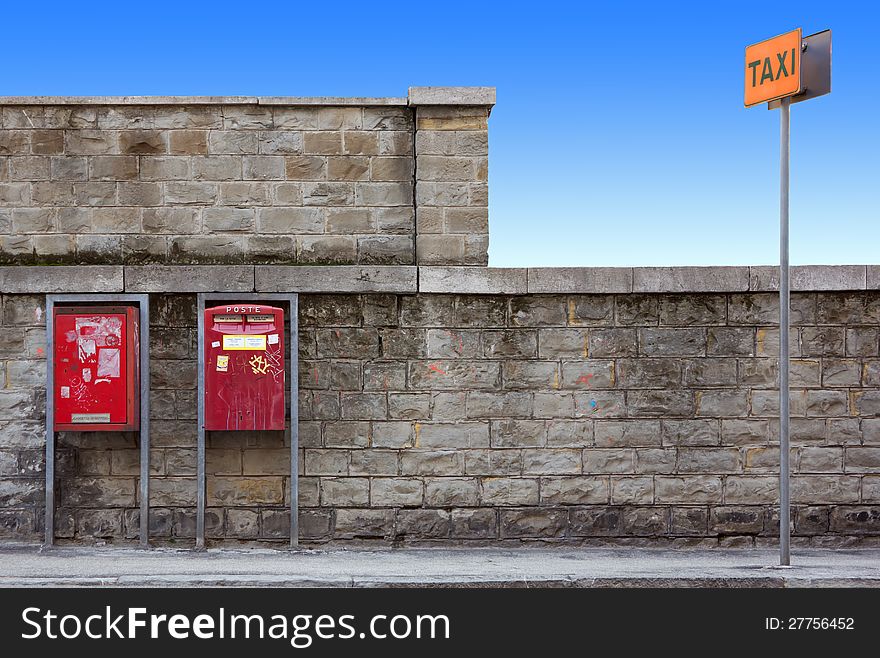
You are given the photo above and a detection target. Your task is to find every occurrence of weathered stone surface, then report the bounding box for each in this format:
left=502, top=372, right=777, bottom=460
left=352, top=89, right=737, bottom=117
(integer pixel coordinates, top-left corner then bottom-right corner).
left=256, top=266, right=416, bottom=293
left=527, top=267, right=632, bottom=294
left=654, top=476, right=722, bottom=504
left=419, top=267, right=526, bottom=294
left=0, top=265, right=123, bottom=292
left=409, top=87, right=496, bottom=106
left=499, top=507, right=567, bottom=538
left=633, top=267, right=749, bottom=293
left=125, top=265, right=253, bottom=292
left=750, top=265, right=867, bottom=291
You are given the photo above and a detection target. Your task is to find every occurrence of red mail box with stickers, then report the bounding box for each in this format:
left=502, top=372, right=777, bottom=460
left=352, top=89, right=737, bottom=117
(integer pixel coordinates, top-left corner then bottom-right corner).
left=204, top=304, right=286, bottom=431
left=53, top=306, right=140, bottom=431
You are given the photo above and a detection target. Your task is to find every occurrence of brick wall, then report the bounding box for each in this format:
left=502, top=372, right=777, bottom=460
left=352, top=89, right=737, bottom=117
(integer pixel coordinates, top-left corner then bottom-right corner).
left=0, top=89, right=495, bottom=268
left=2, top=289, right=879, bottom=546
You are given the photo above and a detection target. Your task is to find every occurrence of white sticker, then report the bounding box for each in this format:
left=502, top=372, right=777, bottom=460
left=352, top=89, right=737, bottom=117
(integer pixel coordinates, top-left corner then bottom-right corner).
left=96, top=348, right=120, bottom=378
left=82, top=368, right=92, bottom=383
left=268, top=333, right=279, bottom=345
left=222, top=335, right=266, bottom=350
left=60, top=386, right=70, bottom=399
left=222, top=336, right=245, bottom=349
left=211, top=341, right=221, bottom=348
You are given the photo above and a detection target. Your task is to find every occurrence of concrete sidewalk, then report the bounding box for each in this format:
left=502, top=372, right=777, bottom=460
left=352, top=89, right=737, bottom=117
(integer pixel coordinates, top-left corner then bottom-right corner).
left=1, top=543, right=880, bottom=587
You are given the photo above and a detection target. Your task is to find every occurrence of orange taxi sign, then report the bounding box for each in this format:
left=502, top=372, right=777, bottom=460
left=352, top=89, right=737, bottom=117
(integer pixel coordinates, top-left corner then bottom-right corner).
left=745, top=29, right=802, bottom=107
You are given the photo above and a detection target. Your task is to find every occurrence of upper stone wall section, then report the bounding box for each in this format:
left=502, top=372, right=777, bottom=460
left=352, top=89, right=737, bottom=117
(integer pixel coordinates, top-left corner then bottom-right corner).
left=0, top=88, right=495, bottom=267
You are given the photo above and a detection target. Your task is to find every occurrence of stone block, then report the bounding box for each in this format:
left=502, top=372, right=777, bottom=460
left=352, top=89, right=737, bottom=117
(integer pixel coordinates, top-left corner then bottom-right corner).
left=594, top=421, right=659, bottom=447
left=388, top=393, right=431, bottom=420
left=750, top=265, right=867, bottom=291
left=639, top=328, right=705, bottom=356
left=124, top=265, right=253, bottom=292
left=803, top=390, right=847, bottom=417
left=696, top=390, right=749, bottom=417
left=339, top=392, right=386, bottom=420
left=371, top=477, right=423, bottom=506
left=59, top=477, right=134, bottom=507
left=500, top=507, right=567, bottom=538
left=164, top=182, right=218, bottom=205
left=710, top=507, right=763, bottom=535
left=627, top=390, right=695, bottom=417
left=334, top=508, right=393, bottom=539
left=676, top=448, right=741, bottom=473
left=416, top=422, right=489, bottom=449
left=320, top=477, right=369, bottom=506
left=426, top=328, right=480, bottom=358
left=0, top=265, right=122, bottom=292
left=451, top=508, right=497, bottom=538
left=670, top=507, right=708, bottom=536
left=661, top=419, right=719, bottom=446
left=464, top=450, right=521, bottom=476
left=576, top=447, right=632, bottom=474
left=632, top=267, right=749, bottom=293
left=829, top=507, right=880, bottom=534
left=424, top=477, right=479, bottom=506
left=208, top=130, right=257, bottom=154
left=490, top=419, right=546, bottom=447
left=395, top=509, right=451, bottom=539
left=358, top=236, right=413, bottom=265
left=169, top=130, right=208, bottom=154
left=419, top=267, right=526, bottom=294
left=729, top=293, right=816, bottom=325
left=480, top=477, right=538, bottom=505
left=409, top=360, right=500, bottom=390
left=257, top=265, right=415, bottom=293
left=466, top=391, right=533, bottom=419
left=659, top=295, right=727, bottom=325
left=400, top=451, right=462, bottom=476
left=540, top=476, right=608, bottom=505
left=409, top=86, right=496, bottom=106
left=521, top=449, right=581, bottom=475
left=845, top=447, right=880, bottom=473
left=654, top=476, right=722, bottom=504
left=349, top=450, right=398, bottom=476
left=610, top=476, right=654, bottom=504
left=414, top=234, right=465, bottom=265
left=616, top=358, right=680, bottom=389
left=622, top=507, right=669, bottom=536
left=64, top=130, right=116, bottom=154
left=568, top=506, right=622, bottom=536
left=527, top=267, right=632, bottom=294
left=791, top=475, right=860, bottom=504
left=723, top=475, right=777, bottom=504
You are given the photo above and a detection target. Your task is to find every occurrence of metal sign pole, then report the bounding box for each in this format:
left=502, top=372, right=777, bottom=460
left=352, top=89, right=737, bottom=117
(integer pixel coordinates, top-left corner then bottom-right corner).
left=779, top=95, right=791, bottom=566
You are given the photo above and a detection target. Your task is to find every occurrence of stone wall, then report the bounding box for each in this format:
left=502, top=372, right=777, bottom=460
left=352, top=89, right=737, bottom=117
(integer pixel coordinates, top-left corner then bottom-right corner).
left=0, top=88, right=494, bottom=268
left=2, top=265, right=879, bottom=546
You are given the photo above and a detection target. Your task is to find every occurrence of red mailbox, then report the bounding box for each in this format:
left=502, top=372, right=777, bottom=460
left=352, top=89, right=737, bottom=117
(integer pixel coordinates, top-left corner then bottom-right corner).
left=53, top=306, right=140, bottom=431
left=204, top=304, right=286, bottom=431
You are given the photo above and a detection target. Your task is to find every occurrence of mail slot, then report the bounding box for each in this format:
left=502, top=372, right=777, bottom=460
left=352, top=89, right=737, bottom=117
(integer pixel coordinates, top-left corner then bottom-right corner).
left=53, top=305, right=140, bottom=431
left=204, top=304, right=286, bottom=430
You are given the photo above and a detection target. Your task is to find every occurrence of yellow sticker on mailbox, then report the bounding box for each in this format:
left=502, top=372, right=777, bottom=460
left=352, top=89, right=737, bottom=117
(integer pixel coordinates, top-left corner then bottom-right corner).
left=216, top=355, right=229, bottom=372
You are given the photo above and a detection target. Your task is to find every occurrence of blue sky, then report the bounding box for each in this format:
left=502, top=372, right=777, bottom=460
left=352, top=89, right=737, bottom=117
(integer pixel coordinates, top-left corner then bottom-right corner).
left=1, top=1, right=876, bottom=267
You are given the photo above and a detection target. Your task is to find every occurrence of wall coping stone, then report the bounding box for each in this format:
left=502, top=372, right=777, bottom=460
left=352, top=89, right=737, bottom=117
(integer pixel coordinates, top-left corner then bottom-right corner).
left=0, top=96, right=408, bottom=106
left=408, top=87, right=496, bottom=106
left=749, top=265, right=867, bottom=292
left=420, top=267, right=526, bottom=294
left=256, top=266, right=417, bottom=293
left=1, top=265, right=877, bottom=295
left=0, top=266, right=123, bottom=293
left=528, top=267, right=633, bottom=293
left=124, top=266, right=254, bottom=293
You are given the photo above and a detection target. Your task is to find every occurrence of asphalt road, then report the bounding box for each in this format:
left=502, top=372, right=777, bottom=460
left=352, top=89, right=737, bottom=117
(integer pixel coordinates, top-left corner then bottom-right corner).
left=1, top=543, right=879, bottom=587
